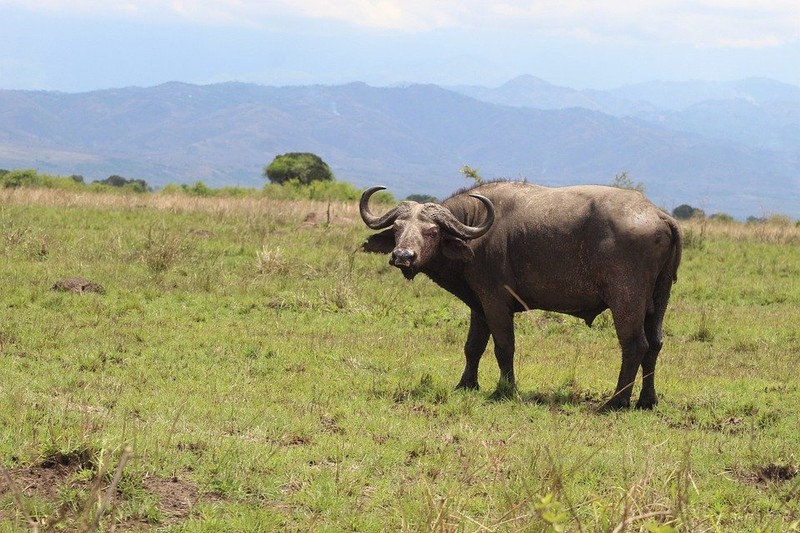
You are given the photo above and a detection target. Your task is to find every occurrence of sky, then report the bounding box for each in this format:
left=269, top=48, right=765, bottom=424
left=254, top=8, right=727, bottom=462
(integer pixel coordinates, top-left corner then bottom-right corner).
left=1, top=1, right=799, bottom=92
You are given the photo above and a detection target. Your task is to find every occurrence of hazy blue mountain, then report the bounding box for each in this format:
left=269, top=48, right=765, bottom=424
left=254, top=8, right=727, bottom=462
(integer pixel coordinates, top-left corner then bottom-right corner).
left=639, top=98, right=800, bottom=153
left=611, top=77, right=800, bottom=110
left=1, top=80, right=798, bottom=218
left=449, top=76, right=800, bottom=217
left=453, top=76, right=800, bottom=151
left=452, top=75, right=656, bottom=116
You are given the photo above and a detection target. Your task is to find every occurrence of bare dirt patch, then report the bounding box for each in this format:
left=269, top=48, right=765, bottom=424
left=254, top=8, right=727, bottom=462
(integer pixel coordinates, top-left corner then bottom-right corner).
left=142, top=474, right=223, bottom=524
left=756, top=462, right=799, bottom=482
left=1, top=452, right=222, bottom=530
left=51, top=276, right=105, bottom=294
left=734, top=461, right=799, bottom=485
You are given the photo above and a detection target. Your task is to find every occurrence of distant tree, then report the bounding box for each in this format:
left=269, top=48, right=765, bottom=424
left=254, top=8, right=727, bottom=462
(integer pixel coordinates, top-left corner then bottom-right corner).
left=264, top=153, right=334, bottom=185
left=406, top=194, right=438, bottom=203
left=70, top=174, right=85, bottom=184
left=672, top=204, right=706, bottom=220
left=97, top=175, right=151, bottom=193
left=609, top=171, right=646, bottom=193
left=708, top=212, right=735, bottom=223
left=101, top=175, right=126, bottom=187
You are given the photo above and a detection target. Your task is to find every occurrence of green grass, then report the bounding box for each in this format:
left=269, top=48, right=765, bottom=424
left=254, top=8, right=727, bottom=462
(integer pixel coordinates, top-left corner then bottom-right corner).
left=0, top=189, right=798, bottom=531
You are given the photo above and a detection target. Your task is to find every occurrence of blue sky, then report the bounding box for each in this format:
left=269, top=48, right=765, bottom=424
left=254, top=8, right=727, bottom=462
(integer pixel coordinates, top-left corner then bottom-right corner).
left=1, top=1, right=799, bottom=92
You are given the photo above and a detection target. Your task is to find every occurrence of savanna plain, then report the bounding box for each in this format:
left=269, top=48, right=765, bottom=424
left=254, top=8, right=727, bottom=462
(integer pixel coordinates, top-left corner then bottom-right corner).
left=0, top=187, right=798, bottom=531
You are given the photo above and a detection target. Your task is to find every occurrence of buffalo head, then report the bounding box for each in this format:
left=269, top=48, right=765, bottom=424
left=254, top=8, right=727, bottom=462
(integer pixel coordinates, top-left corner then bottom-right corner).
left=359, top=186, right=495, bottom=279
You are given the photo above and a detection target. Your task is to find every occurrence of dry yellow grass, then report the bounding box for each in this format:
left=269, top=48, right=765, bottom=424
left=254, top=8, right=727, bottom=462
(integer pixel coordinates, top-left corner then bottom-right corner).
left=681, top=217, right=800, bottom=245
left=4, top=187, right=796, bottom=244
left=0, top=188, right=363, bottom=226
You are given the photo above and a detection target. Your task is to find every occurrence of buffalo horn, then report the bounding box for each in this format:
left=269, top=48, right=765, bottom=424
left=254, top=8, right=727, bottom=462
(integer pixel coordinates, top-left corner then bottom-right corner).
left=437, top=194, right=495, bottom=240
left=359, top=186, right=400, bottom=229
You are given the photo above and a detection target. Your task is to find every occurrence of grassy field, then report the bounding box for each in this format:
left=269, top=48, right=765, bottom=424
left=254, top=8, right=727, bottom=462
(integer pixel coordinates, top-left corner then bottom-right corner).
left=0, top=187, right=798, bottom=531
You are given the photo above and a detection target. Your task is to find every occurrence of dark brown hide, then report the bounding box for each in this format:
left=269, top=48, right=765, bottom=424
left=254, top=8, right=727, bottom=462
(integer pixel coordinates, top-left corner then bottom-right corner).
left=360, top=181, right=682, bottom=410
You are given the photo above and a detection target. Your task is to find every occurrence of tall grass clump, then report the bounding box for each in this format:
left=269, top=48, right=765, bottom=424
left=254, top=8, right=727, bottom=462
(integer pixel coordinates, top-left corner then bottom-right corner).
left=138, top=223, right=187, bottom=274
left=255, top=245, right=290, bottom=275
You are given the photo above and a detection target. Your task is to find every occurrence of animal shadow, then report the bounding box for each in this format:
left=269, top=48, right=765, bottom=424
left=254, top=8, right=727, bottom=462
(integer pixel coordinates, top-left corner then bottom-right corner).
left=515, top=386, right=608, bottom=411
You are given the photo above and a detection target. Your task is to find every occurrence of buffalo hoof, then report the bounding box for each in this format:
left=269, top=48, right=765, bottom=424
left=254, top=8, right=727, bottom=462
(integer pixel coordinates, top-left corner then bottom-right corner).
left=635, top=396, right=659, bottom=410
left=488, top=378, right=517, bottom=401
left=455, top=380, right=479, bottom=391
left=598, top=397, right=630, bottom=413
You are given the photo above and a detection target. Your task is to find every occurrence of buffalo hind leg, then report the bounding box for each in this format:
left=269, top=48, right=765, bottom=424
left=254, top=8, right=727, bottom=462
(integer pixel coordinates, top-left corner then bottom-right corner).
left=486, top=309, right=516, bottom=400
left=456, top=309, right=490, bottom=390
left=602, top=331, right=648, bottom=411
left=636, top=314, right=662, bottom=409
left=602, top=305, right=649, bottom=411
left=637, top=280, right=673, bottom=409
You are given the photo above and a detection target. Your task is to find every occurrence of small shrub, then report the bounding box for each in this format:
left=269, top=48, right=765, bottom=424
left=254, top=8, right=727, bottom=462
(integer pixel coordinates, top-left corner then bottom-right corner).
left=610, top=170, right=646, bottom=193
left=682, top=228, right=706, bottom=250
left=182, top=181, right=215, bottom=197
left=709, top=212, right=735, bottom=223
left=255, top=245, right=290, bottom=275
left=141, top=225, right=186, bottom=273
left=690, top=307, right=714, bottom=342
left=461, top=165, right=483, bottom=184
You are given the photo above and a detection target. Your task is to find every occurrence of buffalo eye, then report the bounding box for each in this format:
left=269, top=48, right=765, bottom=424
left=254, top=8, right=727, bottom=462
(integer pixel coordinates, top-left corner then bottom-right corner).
left=423, top=226, right=440, bottom=238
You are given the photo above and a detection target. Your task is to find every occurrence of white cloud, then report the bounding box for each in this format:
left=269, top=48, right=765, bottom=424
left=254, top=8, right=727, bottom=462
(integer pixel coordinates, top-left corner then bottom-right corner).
left=3, top=0, right=799, bottom=47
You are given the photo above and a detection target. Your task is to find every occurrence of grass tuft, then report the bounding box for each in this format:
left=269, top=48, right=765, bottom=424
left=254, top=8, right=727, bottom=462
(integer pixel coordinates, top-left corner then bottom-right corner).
left=140, top=223, right=187, bottom=274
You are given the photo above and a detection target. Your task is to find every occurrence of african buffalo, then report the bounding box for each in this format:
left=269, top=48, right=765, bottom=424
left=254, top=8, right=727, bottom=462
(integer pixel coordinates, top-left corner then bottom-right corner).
left=360, top=181, right=682, bottom=410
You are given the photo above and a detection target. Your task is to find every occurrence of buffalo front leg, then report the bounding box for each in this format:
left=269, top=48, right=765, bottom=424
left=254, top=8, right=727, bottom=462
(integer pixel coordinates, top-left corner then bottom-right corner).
left=456, top=309, right=490, bottom=390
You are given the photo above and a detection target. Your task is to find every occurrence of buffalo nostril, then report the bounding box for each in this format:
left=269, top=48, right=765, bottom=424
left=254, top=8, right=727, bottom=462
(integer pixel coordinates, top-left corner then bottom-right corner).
left=391, top=249, right=416, bottom=266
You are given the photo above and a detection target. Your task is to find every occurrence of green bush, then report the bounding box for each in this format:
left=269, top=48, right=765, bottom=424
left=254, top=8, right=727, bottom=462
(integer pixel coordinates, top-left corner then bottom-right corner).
left=1, top=169, right=44, bottom=188
left=0, top=169, right=84, bottom=190
left=183, top=181, right=215, bottom=197
left=159, top=183, right=185, bottom=195
left=708, top=212, right=735, bottom=223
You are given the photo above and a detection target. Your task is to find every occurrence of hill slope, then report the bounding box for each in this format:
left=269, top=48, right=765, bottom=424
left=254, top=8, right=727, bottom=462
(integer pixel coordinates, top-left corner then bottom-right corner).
left=1, top=81, right=797, bottom=217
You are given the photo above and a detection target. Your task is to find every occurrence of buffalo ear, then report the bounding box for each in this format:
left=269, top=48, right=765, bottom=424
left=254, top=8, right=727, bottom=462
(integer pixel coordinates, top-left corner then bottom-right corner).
left=362, top=229, right=395, bottom=254
left=442, top=235, right=474, bottom=262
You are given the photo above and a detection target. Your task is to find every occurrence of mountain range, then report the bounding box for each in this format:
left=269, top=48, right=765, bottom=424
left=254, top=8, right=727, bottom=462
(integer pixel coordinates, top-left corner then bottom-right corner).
left=1, top=76, right=798, bottom=218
